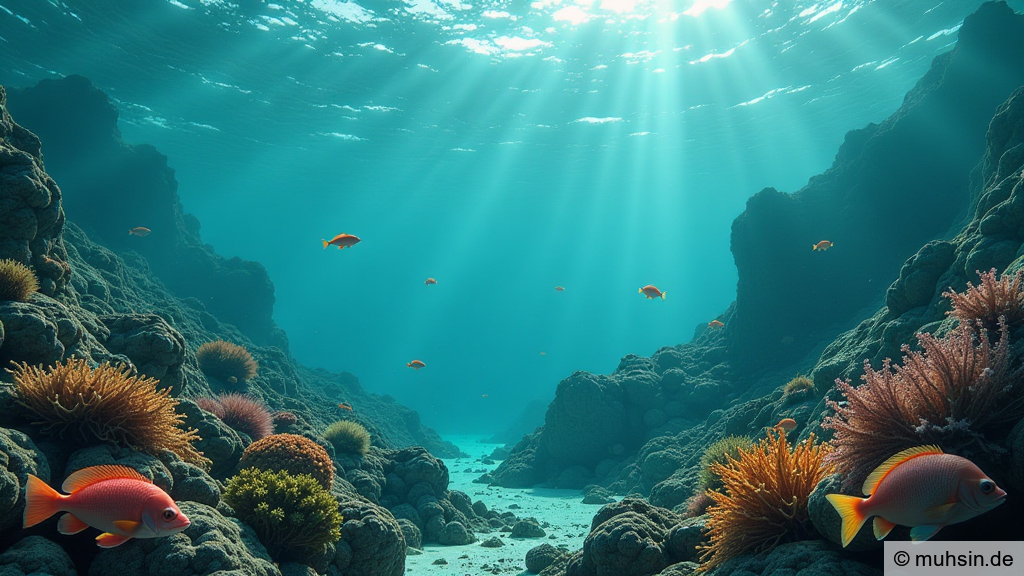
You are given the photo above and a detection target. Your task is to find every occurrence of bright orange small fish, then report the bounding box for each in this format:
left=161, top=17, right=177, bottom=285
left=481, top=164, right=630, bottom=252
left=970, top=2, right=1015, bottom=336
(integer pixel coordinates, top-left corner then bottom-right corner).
left=338, top=402, right=353, bottom=411
left=425, top=278, right=438, bottom=285
left=128, top=227, right=151, bottom=237
left=812, top=240, right=833, bottom=251
left=774, top=418, right=797, bottom=432
left=827, top=445, right=1007, bottom=547
left=322, top=233, right=361, bottom=250
left=23, top=465, right=190, bottom=548
left=555, top=286, right=565, bottom=292
left=639, top=285, right=666, bottom=300
left=407, top=360, right=425, bottom=370
left=708, top=320, right=724, bottom=328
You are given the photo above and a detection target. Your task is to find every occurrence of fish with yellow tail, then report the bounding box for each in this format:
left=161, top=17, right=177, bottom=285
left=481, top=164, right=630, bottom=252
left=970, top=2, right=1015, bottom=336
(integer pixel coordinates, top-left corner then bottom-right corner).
left=23, top=465, right=190, bottom=548
left=639, top=285, right=666, bottom=300
left=825, top=445, right=1006, bottom=547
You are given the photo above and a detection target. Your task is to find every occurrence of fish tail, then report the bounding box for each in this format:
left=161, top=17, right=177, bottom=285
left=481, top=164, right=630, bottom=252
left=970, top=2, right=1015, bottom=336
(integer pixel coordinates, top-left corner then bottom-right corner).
left=661, top=292, right=666, bottom=300
left=825, top=494, right=868, bottom=548
left=322, top=239, right=329, bottom=249
left=812, top=244, right=816, bottom=250
left=23, top=474, right=63, bottom=528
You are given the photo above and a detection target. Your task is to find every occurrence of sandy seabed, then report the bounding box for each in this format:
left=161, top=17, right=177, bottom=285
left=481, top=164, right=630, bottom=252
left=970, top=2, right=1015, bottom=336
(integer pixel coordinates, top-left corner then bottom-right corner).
left=405, top=435, right=609, bottom=575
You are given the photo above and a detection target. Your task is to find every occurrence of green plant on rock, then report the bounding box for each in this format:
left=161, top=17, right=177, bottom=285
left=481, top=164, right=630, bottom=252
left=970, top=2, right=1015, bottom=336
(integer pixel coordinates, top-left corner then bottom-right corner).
left=196, top=340, right=258, bottom=383
left=782, top=375, right=815, bottom=403
left=0, top=259, right=39, bottom=302
left=223, top=468, right=342, bottom=561
left=698, top=435, right=753, bottom=491
left=324, top=420, right=371, bottom=456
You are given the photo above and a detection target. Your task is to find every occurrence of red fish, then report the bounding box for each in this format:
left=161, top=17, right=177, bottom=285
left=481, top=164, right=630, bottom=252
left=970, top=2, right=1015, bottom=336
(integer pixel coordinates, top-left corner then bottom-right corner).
left=322, top=234, right=361, bottom=250
left=338, top=402, right=353, bottom=411
left=425, top=278, right=438, bottom=285
left=708, top=320, right=724, bottom=328
left=555, top=286, right=565, bottom=292
left=23, top=465, right=190, bottom=548
left=775, top=418, right=797, bottom=432
left=826, top=446, right=1006, bottom=547
left=812, top=240, right=833, bottom=251
left=128, top=227, right=151, bottom=237
left=639, top=285, right=666, bottom=300
left=407, top=360, right=425, bottom=370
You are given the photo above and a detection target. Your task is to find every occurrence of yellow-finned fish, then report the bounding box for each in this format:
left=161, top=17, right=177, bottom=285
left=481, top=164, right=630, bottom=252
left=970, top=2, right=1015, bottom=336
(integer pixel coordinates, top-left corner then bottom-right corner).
left=812, top=240, right=833, bottom=251
left=639, top=285, right=666, bottom=300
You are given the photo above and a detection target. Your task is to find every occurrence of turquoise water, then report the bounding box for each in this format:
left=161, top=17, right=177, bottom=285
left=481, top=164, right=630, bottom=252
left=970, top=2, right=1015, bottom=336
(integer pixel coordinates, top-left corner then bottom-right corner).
left=1, top=0, right=1016, bottom=433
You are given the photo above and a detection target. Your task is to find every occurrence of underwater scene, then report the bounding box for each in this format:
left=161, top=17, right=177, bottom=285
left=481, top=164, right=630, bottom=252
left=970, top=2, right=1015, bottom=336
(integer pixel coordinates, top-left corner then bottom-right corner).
left=2, top=0, right=1024, bottom=574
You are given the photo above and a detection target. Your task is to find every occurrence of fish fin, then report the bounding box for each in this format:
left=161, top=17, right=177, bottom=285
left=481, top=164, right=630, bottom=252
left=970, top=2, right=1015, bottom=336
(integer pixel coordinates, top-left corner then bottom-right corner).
left=862, top=445, right=944, bottom=496
left=113, top=520, right=142, bottom=534
left=910, top=525, right=943, bottom=542
left=812, top=244, right=816, bottom=250
left=661, top=292, right=666, bottom=300
left=96, top=533, right=132, bottom=548
left=63, top=465, right=150, bottom=494
left=825, top=493, right=868, bottom=548
left=923, top=502, right=957, bottom=522
left=322, top=239, right=329, bottom=249
left=23, top=474, right=63, bottom=528
left=873, top=517, right=897, bottom=540
left=639, top=288, right=643, bottom=294
left=57, top=513, right=90, bottom=535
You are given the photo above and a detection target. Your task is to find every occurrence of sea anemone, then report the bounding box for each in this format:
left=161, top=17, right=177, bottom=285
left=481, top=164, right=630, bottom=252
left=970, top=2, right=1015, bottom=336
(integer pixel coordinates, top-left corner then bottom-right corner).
left=196, top=340, right=258, bottom=383
left=238, top=433, right=334, bottom=490
left=698, top=430, right=833, bottom=570
left=324, top=420, right=371, bottom=457
left=10, top=359, right=207, bottom=466
left=0, top=259, right=40, bottom=302
left=212, top=393, right=274, bottom=441
left=698, top=435, right=753, bottom=491
left=823, top=322, right=1021, bottom=487
left=944, top=268, right=1024, bottom=333
left=194, top=397, right=225, bottom=418
left=782, top=375, right=815, bottom=403
left=223, top=468, right=342, bottom=561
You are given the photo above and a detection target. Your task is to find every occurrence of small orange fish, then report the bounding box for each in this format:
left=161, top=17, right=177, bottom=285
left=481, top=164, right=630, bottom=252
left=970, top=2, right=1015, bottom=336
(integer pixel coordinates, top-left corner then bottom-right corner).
left=425, top=278, right=438, bottom=285
left=827, top=445, right=1007, bottom=547
left=322, top=233, right=361, bottom=250
left=128, top=227, right=151, bottom=237
left=775, top=418, right=797, bottom=432
left=639, top=285, right=666, bottom=300
left=707, top=320, right=724, bottom=328
left=338, top=402, right=353, bottom=411
left=407, top=360, right=425, bottom=370
left=812, top=240, right=833, bottom=251
left=23, top=465, right=190, bottom=548
left=555, top=286, right=565, bottom=292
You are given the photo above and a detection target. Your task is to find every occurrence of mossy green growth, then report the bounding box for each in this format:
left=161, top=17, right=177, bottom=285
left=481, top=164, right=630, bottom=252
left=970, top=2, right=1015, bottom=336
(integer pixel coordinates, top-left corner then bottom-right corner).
left=324, top=420, right=371, bottom=456
left=223, top=468, right=342, bottom=561
left=699, top=435, right=753, bottom=491
left=782, top=375, right=815, bottom=403
left=0, top=259, right=39, bottom=302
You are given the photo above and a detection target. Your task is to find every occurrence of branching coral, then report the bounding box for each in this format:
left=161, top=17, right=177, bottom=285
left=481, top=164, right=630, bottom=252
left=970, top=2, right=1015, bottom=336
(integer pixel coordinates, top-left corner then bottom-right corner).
left=223, top=468, right=342, bottom=561
left=0, top=259, right=40, bottom=302
left=11, top=359, right=208, bottom=466
left=698, top=430, right=833, bottom=570
left=324, top=420, right=371, bottom=456
left=944, top=268, right=1024, bottom=333
left=196, top=340, right=258, bottom=383
left=698, top=435, right=753, bottom=491
left=823, top=322, right=1021, bottom=486
left=238, top=433, right=334, bottom=490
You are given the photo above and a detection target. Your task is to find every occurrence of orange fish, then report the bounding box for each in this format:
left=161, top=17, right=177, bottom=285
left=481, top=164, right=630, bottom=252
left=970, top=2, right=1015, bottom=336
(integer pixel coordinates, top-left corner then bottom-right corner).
left=555, top=286, right=565, bottom=292
left=338, top=402, right=353, bottom=411
left=826, top=445, right=1007, bottom=547
left=322, top=233, right=361, bottom=250
left=425, top=278, right=438, bottom=285
left=639, top=285, right=666, bottom=300
left=707, top=320, right=724, bottom=328
left=23, top=465, right=190, bottom=548
left=812, top=240, right=833, bottom=251
left=774, top=418, right=797, bottom=432
left=407, top=360, right=425, bottom=370
left=128, top=227, right=151, bottom=237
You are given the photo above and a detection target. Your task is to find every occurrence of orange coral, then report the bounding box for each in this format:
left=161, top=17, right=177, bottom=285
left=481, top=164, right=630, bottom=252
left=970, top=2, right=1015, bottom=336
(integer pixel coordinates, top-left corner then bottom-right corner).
left=11, top=359, right=208, bottom=466
left=238, top=433, right=334, bottom=490
left=196, top=340, right=258, bottom=383
left=698, top=430, right=833, bottom=570
left=943, top=268, right=1024, bottom=333
left=823, top=322, right=1020, bottom=487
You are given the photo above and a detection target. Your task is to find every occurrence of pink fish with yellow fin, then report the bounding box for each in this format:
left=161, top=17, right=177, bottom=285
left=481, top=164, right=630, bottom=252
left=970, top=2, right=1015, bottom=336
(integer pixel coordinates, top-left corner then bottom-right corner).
left=826, top=445, right=1006, bottom=547
left=23, top=465, right=190, bottom=548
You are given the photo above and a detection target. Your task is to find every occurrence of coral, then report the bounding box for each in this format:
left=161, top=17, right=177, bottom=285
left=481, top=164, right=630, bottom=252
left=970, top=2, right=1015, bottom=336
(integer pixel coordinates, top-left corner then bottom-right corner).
left=782, top=376, right=815, bottom=403
left=944, top=268, right=1024, bottom=333
left=698, top=436, right=752, bottom=491
left=10, top=359, right=208, bottom=466
left=196, top=340, right=258, bottom=383
left=324, top=420, right=371, bottom=456
left=823, top=322, right=1022, bottom=486
left=215, top=393, right=274, bottom=441
left=272, top=411, right=298, bottom=428
left=0, top=259, right=39, bottom=302
left=0, top=536, right=76, bottom=576
left=223, top=468, right=342, bottom=562
left=684, top=492, right=715, bottom=518
left=698, top=430, right=833, bottom=571
left=238, top=433, right=334, bottom=490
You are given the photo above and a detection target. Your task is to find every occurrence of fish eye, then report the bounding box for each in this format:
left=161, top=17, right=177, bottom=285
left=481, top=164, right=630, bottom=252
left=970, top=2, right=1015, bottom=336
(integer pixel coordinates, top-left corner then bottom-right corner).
left=979, top=479, right=995, bottom=494
left=162, top=508, right=177, bottom=521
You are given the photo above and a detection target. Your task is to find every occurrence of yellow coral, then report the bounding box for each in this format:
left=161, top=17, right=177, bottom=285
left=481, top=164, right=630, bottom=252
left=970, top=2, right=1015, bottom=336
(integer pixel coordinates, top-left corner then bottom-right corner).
left=0, top=259, right=39, bottom=302
left=196, top=340, right=258, bottom=383
left=698, top=430, right=833, bottom=570
left=11, top=359, right=208, bottom=466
